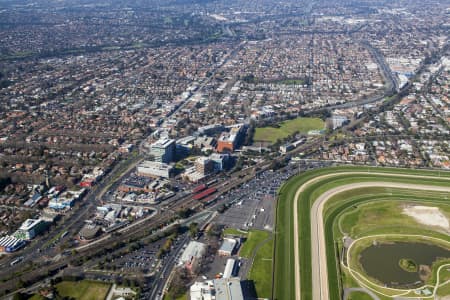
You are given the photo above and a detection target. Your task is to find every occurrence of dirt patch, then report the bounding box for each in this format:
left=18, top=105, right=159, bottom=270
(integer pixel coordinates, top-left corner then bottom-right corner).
left=403, top=205, right=450, bottom=232
left=418, top=264, right=431, bottom=281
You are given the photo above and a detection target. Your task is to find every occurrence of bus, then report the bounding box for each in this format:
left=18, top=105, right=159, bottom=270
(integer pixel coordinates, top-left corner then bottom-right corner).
left=10, top=256, right=24, bottom=266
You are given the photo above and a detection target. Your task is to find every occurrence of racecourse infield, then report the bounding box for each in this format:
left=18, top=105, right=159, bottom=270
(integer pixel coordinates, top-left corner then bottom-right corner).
left=273, top=167, right=450, bottom=300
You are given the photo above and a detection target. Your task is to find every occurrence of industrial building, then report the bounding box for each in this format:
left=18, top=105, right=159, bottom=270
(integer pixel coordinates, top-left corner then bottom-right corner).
left=149, top=138, right=176, bottom=163
left=137, top=161, right=174, bottom=178
left=190, top=277, right=245, bottom=300
left=13, top=218, right=47, bottom=240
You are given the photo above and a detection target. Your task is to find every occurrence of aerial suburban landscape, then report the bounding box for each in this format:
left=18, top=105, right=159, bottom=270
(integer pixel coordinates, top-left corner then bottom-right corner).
left=0, top=0, right=449, bottom=299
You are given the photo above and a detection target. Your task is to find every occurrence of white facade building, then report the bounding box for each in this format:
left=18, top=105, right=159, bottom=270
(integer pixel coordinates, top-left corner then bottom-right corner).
left=137, top=161, right=173, bottom=178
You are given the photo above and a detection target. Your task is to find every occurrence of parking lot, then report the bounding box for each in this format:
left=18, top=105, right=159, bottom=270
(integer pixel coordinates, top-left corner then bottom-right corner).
left=215, top=160, right=334, bottom=231
left=116, top=249, right=159, bottom=274
left=103, top=239, right=166, bottom=275
left=194, top=238, right=251, bottom=281
left=215, top=167, right=298, bottom=231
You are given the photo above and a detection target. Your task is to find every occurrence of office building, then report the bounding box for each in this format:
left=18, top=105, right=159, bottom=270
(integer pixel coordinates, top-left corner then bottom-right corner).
left=150, top=138, right=176, bottom=163
left=209, top=153, right=230, bottom=171
left=195, top=157, right=214, bottom=176
left=216, top=124, right=245, bottom=153
left=13, top=219, right=47, bottom=240
left=137, top=161, right=174, bottom=178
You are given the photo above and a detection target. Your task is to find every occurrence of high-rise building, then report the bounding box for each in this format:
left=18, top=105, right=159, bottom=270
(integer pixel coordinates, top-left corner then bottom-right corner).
left=194, top=157, right=214, bottom=175
left=150, top=138, right=176, bottom=163
left=216, top=124, right=245, bottom=153
left=209, top=153, right=230, bottom=171
left=13, top=219, right=47, bottom=240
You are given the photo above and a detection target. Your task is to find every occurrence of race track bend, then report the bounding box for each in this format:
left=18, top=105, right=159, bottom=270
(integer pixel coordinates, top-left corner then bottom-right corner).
left=291, top=171, right=450, bottom=300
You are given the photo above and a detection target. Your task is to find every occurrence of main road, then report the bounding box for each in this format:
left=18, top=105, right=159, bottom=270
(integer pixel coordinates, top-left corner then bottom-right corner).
left=292, top=171, right=450, bottom=300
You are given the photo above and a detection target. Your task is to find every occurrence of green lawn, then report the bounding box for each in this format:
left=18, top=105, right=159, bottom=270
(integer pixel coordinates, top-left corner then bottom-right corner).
left=339, top=199, right=450, bottom=238
left=55, top=280, right=110, bottom=300
left=163, top=293, right=187, bottom=300
left=223, top=228, right=248, bottom=237
left=28, top=294, right=46, bottom=300
left=347, top=291, right=374, bottom=300
left=437, top=281, right=450, bottom=297
left=239, top=230, right=270, bottom=258
left=253, top=117, right=324, bottom=144
left=247, top=237, right=274, bottom=299
left=273, top=166, right=450, bottom=300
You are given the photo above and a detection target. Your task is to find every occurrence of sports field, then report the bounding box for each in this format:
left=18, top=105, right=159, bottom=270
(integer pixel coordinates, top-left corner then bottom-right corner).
left=273, top=166, right=450, bottom=300
left=55, top=280, right=111, bottom=300
left=253, top=117, right=324, bottom=144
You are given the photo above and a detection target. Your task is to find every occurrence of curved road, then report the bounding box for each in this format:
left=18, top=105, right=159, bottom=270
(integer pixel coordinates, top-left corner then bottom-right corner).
left=292, top=172, right=450, bottom=300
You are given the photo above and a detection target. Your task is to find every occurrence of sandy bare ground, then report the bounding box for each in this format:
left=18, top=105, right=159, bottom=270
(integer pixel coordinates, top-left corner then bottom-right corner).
left=292, top=171, right=450, bottom=300
left=403, top=205, right=450, bottom=231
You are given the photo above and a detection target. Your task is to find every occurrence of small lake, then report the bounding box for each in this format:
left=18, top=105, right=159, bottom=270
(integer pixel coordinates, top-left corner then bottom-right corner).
left=359, top=241, right=450, bottom=288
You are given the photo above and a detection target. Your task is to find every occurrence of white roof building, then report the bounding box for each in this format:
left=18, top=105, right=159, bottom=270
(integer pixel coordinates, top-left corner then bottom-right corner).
left=19, top=219, right=42, bottom=231
left=190, top=281, right=214, bottom=300
left=218, top=238, right=237, bottom=256
left=223, top=258, right=236, bottom=279
left=179, top=241, right=206, bottom=270
left=190, top=277, right=244, bottom=300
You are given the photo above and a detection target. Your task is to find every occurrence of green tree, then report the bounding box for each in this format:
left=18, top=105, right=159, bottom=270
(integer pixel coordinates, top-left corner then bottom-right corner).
left=189, top=222, right=199, bottom=238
